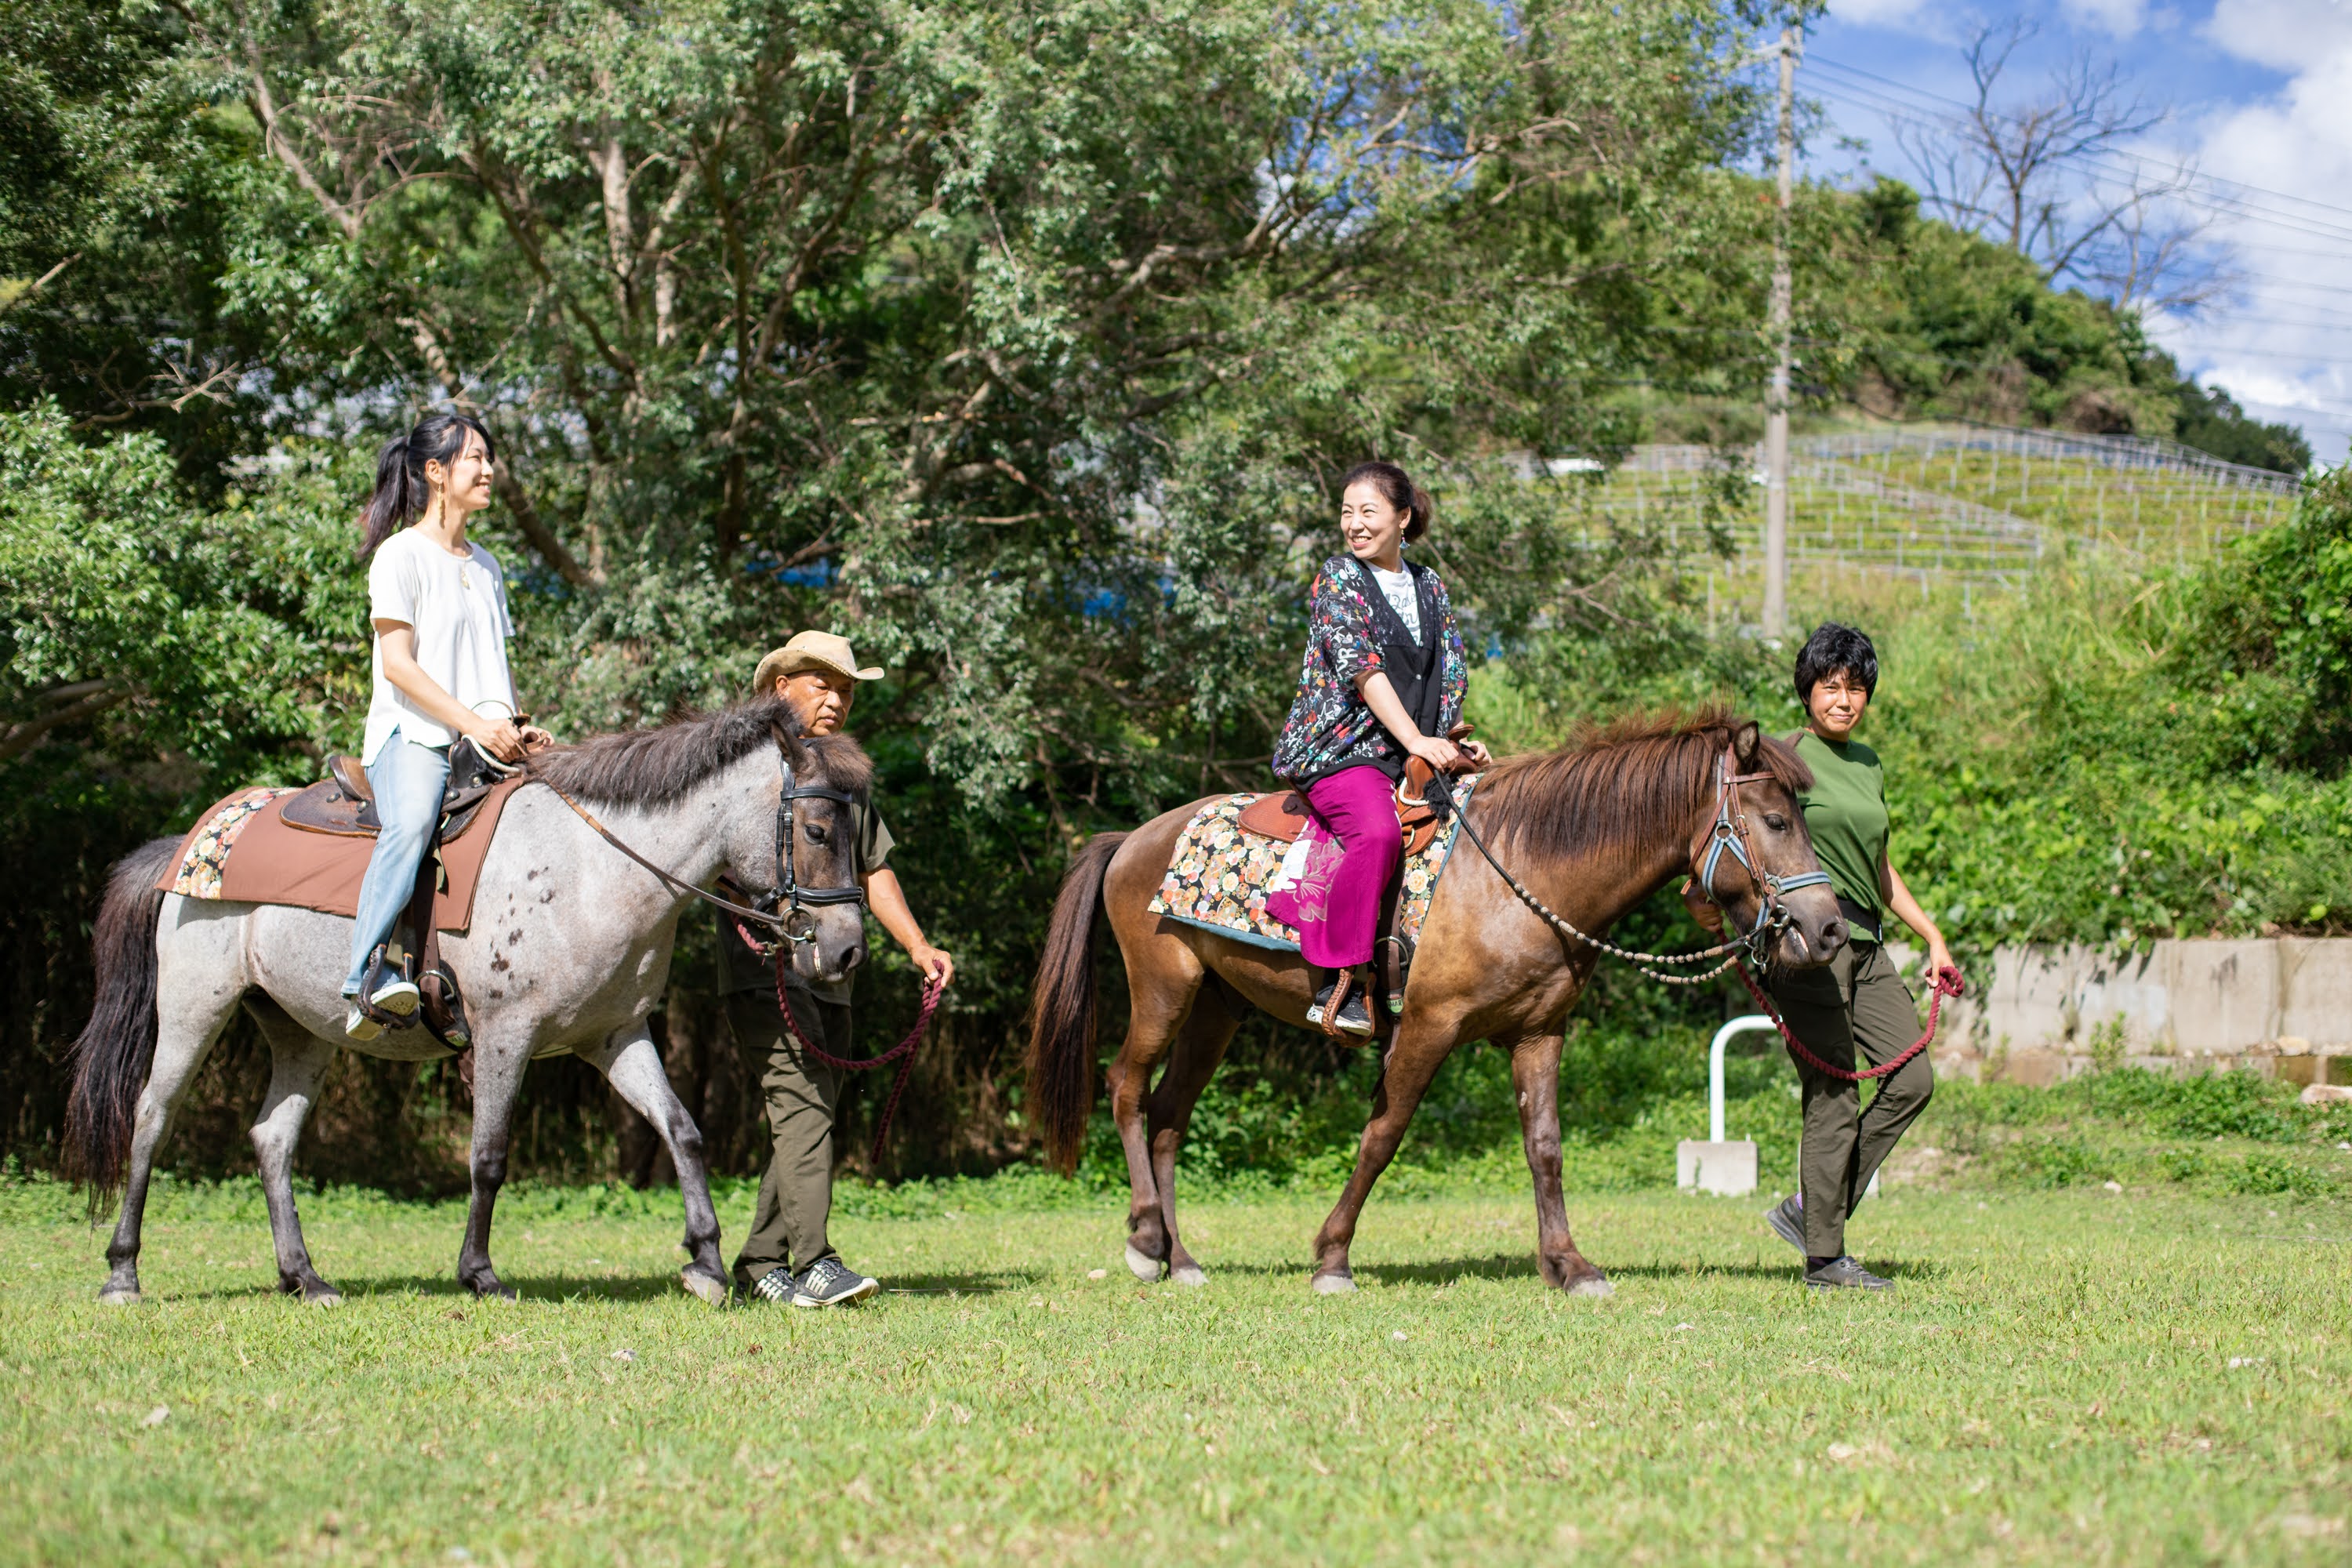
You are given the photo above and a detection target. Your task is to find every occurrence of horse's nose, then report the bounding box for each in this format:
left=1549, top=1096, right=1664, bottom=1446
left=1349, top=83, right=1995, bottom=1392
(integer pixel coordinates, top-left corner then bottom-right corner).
left=840, top=940, right=867, bottom=975
left=1817, top=917, right=1847, bottom=956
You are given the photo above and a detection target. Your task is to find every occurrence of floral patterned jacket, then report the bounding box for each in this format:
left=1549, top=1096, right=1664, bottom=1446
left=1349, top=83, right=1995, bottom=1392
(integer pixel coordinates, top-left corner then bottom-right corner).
left=1270, top=554, right=1468, bottom=785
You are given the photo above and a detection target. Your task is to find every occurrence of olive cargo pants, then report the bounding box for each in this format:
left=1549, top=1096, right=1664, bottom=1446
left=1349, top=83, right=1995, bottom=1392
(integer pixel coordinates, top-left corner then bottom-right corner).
left=1766, top=940, right=1936, bottom=1258
left=726, top=989, right=851, bottom=1289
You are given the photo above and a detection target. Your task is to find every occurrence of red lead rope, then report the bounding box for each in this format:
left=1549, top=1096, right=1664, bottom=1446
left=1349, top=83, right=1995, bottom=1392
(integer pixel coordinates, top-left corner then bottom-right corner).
left=743, top=921, right=946, bottom=1165
left=1733, top=959, right=1965, bottom=1083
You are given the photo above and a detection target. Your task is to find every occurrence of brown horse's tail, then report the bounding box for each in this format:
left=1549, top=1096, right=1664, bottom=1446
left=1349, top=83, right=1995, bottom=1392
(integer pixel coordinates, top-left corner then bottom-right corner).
left=1026, top=831, right=1128, bottom=1175
left=66, top=837, right=180, bottom=1210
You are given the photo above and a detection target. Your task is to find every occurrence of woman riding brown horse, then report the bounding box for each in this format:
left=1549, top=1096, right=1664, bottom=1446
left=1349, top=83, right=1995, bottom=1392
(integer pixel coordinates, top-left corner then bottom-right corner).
left=1027, top=712, right=1847, bottom=1295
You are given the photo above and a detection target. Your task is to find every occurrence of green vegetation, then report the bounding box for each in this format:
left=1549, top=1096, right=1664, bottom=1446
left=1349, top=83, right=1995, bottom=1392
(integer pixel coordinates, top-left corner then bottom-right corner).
left=0, top=0, right=2332, bottom=1194
left=5, top=1166, right=2350, bottom=1566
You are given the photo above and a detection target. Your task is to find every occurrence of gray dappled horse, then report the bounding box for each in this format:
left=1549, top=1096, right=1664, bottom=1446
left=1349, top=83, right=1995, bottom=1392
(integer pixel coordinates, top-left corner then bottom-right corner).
left=67, top=697, right=870, bottom=1305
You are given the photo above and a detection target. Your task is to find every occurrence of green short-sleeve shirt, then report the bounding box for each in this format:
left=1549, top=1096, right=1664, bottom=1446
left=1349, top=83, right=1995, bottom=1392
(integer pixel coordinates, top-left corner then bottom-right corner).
left=714, top=799, right=894, bottom=1002
left=1792, top=731, right=1889, bottom=932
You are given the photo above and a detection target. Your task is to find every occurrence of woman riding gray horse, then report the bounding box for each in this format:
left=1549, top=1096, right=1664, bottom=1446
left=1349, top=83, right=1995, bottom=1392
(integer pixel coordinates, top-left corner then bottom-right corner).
left=341, top=414, right=550, bottom=1040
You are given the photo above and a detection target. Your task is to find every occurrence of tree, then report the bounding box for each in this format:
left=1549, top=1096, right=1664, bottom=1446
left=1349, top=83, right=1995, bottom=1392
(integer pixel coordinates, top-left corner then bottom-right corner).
left=1893, top=20, right=2228, bottom=314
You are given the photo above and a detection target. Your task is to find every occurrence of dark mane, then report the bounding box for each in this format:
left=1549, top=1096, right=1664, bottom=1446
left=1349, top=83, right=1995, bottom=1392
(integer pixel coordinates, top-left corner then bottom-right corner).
left=532, top=695, right=873, bottom=807
left=1470, top=707, right=1811, bottom=864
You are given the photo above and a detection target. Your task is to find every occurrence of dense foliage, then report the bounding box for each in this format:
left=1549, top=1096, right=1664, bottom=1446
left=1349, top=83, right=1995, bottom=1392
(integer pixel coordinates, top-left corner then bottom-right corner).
left=0, top=0, right=2326, bottom=1187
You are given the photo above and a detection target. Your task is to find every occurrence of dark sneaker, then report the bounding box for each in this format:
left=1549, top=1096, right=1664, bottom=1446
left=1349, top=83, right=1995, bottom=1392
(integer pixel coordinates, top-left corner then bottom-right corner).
left=1306, top=981, right=1374, bottom=1036
left=1764, top=1194, right=1805, bottom=1254
left=1804, top=1255, right=1893, bottom=1291
left=746, top=1268, right=797, bottom=1305
left=791, top=1257, right=879, bottom=1308
left=342, top=1002, right=383, bottom=1043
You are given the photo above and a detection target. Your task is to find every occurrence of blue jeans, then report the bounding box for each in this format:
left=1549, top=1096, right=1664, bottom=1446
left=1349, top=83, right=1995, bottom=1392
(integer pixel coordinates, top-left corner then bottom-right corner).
left=342, top=731, right=451, bottom=996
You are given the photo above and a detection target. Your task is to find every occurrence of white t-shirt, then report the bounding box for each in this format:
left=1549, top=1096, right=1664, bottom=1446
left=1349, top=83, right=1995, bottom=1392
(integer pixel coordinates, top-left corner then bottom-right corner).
left=361, top=528, right=516, bottom=764
left=1367, top=562, right=1422, bottom=644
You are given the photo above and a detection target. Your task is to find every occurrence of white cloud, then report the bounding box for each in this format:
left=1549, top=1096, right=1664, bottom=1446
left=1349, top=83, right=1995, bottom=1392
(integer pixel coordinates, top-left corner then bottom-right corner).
left=2139, top=3, right=2352, bottom=460
left=2200, top=0, right=2352, bottom=71
left=1821, top=0, right=1938, bottom=31
left=2063, top=0, right=2153, bottom=37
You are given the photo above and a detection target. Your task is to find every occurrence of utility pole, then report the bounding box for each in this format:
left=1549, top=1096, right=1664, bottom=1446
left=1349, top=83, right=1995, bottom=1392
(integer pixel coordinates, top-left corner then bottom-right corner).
left=1762, top=25, right=1799, bottom=641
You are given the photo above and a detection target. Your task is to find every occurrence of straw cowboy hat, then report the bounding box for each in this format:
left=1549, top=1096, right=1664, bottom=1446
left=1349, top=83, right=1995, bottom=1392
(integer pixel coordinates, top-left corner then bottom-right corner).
left=751, top=630, right=885, bottom=695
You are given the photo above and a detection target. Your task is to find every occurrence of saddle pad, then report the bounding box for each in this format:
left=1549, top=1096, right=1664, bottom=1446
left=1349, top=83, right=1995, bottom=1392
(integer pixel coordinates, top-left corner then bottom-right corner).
left=1146, top=778, right=1477, bottom=953
left=156, top=775, right=529, bottom=932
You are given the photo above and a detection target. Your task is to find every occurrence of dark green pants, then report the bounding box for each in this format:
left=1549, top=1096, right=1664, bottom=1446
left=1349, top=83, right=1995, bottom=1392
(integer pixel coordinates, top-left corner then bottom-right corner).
left=1767, top=940, right=1935, bottom=1258
left=725, top=989, right=851, bottom=1288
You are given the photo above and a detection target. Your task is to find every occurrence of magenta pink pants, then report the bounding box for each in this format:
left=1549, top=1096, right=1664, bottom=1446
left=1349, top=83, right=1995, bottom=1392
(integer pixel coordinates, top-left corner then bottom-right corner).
left=1263, top=764, right=1400, bottom=968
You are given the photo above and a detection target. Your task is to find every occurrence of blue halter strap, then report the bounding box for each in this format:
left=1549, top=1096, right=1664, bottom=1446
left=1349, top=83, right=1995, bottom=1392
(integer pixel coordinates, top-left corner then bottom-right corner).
left=1701, top=750, right=1832, bottom=947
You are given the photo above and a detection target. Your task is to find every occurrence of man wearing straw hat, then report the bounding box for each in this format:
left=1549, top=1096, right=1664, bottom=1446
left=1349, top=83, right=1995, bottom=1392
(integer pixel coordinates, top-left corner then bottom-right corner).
left=718, top=630, right=954, bottom=1308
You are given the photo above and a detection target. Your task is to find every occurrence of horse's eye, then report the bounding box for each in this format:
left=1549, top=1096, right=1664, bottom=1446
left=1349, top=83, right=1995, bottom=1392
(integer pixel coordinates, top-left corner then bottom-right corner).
left=804, top=823, right=829, bottom=845
left=1763, top=813, right=1789, bottom=832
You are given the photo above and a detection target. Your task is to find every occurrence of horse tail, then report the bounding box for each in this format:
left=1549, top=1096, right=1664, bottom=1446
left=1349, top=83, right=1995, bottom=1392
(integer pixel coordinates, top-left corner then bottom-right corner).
left=65, top=837, right=179, bottom=1206
left=1026, top=830, right=1128, bottom=1176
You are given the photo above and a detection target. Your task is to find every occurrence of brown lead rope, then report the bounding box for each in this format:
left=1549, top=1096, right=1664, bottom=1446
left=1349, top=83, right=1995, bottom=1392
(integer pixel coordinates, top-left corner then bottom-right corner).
left=745, top=922, right=946, bottom=1166
left=1733, top=958, right=1966, bottom=1083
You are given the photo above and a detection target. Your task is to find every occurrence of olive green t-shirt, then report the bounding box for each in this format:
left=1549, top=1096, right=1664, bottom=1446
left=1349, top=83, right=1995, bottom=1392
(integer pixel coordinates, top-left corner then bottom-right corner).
left=713, top=800, right=895, bottom=1002
left=1792, top=731, right=1889, bottom=933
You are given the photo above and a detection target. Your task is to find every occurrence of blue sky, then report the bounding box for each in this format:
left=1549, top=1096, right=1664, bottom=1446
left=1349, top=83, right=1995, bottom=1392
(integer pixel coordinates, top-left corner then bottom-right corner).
left=1793, top=0, right=2352, bottom=462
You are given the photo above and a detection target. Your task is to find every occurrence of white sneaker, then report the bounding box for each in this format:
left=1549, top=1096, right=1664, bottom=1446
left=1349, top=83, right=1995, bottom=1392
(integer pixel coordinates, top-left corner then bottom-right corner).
left=368, top=978, right=422, bottom=1020
left=343, top=1004, right=383, bottom=1042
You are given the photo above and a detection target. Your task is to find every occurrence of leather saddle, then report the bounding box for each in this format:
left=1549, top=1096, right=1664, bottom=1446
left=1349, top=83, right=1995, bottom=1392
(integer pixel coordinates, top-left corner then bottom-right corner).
left=1236, top=726, right=1477, bottom=859
left=281, top=741, right=514, bottom=843
left=285, top=737, right=524, bottom=1060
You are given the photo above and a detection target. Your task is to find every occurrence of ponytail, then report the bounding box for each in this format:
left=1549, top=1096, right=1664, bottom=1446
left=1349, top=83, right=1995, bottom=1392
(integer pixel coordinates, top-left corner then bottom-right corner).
left=355, top=412, right=495, bottom=561
left=1340, top=459, right=1433, bottom=543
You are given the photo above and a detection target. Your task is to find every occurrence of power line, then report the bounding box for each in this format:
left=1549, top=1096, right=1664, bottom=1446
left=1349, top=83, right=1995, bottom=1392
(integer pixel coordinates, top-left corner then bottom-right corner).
left=1802, top=63, right=2352, bottom=252
left=1806, top=55, right=2352, bottom=229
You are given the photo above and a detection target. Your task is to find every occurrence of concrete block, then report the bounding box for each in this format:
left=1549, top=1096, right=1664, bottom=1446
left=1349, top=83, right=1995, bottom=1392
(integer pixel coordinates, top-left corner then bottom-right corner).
left=1677, top=1140, right=1758, bottom=1197
left=2276, top=1054, right=2323, bottom=1087
left=2161, top=941, right=2279, bottom=1054
left=1993, top=1047, right=2070, bottom=1087
left=1985, top=946, right=2081, bottom=1051
left=2278, top=940, right=2352, bottom=1049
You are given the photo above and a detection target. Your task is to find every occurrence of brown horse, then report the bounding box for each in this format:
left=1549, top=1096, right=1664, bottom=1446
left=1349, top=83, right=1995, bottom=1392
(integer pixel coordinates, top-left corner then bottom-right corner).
left=1025, top=712, right=1846, bottom=1296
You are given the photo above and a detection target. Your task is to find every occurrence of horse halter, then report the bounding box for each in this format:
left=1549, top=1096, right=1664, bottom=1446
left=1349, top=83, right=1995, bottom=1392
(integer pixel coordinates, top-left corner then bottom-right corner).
left=757, top=732, right=868, bottom=946
left=1697, top=744, right=1833, bottom=954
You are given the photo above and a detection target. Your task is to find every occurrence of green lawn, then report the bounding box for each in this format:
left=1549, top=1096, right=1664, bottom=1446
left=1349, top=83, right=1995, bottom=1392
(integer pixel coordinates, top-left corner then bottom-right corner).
left=5, top=1175, right=2349, bottom=1566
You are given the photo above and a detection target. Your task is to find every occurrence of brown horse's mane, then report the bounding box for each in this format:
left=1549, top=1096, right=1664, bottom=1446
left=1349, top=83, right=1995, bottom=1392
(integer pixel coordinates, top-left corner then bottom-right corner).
left=533, top=695, right=871, bottom=808
left=1470, top=708, right=1811, bottom=866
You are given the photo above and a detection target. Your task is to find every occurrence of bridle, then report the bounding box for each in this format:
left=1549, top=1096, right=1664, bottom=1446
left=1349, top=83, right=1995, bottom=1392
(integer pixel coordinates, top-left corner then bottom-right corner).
left=1435, top=739, right=1963, bottom=1081
left=528, top=727, right=866, bottom=946
left=1430, top=740, right=1831, bottom=982
left=750, top=739, right=868, bottom=948
left=1693, top=744, right=1834, bottom=953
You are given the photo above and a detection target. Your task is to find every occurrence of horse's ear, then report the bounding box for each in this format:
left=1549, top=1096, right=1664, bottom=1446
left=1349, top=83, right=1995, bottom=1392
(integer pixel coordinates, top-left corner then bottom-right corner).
left=1732, top=720, right=1762, bottom=772
left=768, top=717, right=809, bottom=771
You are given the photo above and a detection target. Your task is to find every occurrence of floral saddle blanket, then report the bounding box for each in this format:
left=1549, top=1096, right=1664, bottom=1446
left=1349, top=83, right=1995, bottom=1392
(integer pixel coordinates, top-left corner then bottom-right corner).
left=1146, top=777, right=1479, bottom=955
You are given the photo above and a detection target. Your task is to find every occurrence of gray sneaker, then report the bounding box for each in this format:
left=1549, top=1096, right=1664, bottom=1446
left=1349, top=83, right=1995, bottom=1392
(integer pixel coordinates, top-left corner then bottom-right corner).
left=1764, top=1194, right=1805, bottom=1254
left=1804, top=1255, right=1893, bottom=1290
left=746, top=1268, right=797, bottom=1305
left=791, top=1257, right=879, bottom=1308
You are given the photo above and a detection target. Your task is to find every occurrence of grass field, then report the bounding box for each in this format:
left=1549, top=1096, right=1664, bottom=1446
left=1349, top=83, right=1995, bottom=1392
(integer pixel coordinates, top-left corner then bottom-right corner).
left=6, top=1173, right=2350, bottom=1566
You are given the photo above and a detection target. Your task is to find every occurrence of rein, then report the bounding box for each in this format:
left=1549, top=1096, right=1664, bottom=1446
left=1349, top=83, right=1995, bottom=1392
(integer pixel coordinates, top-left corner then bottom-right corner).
left=1426, top=746, right=1831, bottom=984
left=525, top=726, right=868, bottom=938
left=1425, top=744, right=1966, bottom=1083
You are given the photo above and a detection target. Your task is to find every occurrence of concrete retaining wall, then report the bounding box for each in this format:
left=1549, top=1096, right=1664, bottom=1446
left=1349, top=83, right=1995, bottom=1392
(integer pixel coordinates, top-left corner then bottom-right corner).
left=1911, top=938, right=2352, bottom=1086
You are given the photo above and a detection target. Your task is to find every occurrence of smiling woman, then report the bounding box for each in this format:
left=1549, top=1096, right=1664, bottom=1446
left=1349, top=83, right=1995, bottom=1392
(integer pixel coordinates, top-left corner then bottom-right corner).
left=341, top=414, right=553, bottom=1042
